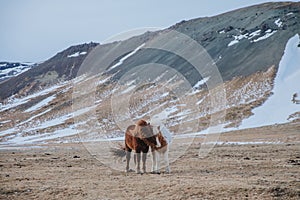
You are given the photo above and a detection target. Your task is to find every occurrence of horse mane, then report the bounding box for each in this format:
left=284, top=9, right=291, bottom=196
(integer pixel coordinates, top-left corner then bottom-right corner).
left=136, top=119, right=148, bottom=126
left=133, top=119, right=151, bottom=138
left=134, top=119, right=158, bottom=149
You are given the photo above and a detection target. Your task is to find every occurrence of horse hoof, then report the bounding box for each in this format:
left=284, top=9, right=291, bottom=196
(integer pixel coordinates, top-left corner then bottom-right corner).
left=150, top=171, right=160, bottom=174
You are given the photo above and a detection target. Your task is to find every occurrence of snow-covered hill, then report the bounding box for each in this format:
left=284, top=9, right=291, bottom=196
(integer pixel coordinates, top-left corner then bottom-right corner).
left=1, top=31, right=299, bottom=146
left=0, top=2, right=299, bottom=148
left=0, top=62, right=35, bottom=82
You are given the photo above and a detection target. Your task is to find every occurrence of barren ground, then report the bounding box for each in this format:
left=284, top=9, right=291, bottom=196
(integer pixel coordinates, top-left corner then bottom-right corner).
left=0, top=123, right=299, bottom=200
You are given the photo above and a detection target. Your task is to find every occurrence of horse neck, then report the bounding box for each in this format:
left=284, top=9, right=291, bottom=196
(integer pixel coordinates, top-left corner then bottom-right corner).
left=158, top=132, right=168, bottom=146
left=142, top=136, right=157, bottom=149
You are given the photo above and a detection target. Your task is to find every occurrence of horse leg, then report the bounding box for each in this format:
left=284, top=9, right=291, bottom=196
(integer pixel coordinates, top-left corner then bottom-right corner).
left=142, top=152, right=147, bottom=173
left=135, top=152, right=141, bottom=174
left=125, top=151, right=131, bottom=173
left=156, top=151, right=161, bottom=174
left=133, top=153, right=136, bottom=166
left=164, top=149, right=171, bottom=173
left=151, top=151, right=156, bottom=173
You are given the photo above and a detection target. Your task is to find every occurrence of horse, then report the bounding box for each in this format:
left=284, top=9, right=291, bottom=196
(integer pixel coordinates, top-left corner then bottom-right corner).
left=151, top=124, right=172, bottom=174
left=124, top=119, right=160, bottom=174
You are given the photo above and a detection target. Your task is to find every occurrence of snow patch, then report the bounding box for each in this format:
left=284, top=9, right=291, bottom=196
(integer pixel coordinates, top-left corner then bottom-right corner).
left=193, top=77, right=210, bottom=89
left=5, top=127, right=79, bottom=145
left=108, top=43, right=145, bottom=70
left=227, top=35, right=248, bottom=47
left=228, top=40, right=239, bottom=47
left=0, top=63, right=33, bottom=81
left=25, top=95, right=56, bottom=113
left=19, top=109, right=52, bottom=125
left=252, top=30, right=277, bottom=43
left=0, top=83, right=66, bottom=112
left=275, top=18, right=283, bottom=27
left=227, top=29, right=274, bottom=46
left=121, top=85, right=136, bottom=94
left=0, top=120, right=11, bottom=124
left=240, top=34, right=300, bottom=129
left=67, top=51, right=87, bottom=58
left=248, top=30, right=261, bottom=39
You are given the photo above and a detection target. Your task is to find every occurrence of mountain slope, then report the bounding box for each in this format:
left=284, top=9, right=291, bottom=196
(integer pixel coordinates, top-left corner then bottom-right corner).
left=0, top=62, right=35, bottom=83
left=0, top=2, right=300, bottom=146
left=171, top=2, right=300, bottom=81
left=0, top=42, right=98, bottom=100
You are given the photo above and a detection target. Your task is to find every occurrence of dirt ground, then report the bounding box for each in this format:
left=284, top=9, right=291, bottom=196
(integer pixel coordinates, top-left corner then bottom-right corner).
left=0, top=123, right=299, bottom=200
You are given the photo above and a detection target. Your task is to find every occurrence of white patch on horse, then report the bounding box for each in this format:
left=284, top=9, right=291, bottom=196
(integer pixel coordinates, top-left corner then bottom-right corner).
left=156, top=136, right=161, bottom=148
left=150, top=123, right=172, bottom=174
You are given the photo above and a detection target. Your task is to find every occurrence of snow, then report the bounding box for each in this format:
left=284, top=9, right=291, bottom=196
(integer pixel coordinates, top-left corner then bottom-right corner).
left=252, top=30, right=277, bottom=43
left=228, top=40, right=239, bottom=47
left=227, top=35, right=248, bottom=47
left=67, top=51, right=87, bottom=58
left=248, top=30, right=261, bottom=39
left=0, top=128, right=16, bottom=137
left=26, top=105, right=96, bottom=132
left=275, top=18, right=283, bottom=27
left=19, top=109, right=52, bottom=125
left=120, top=85, right=136, bottom=94
left=0, top=83, right=66, bottom=112
left=286, top=12, right=294, bottom=16
left=96, top=76, right=111, bottom=86
left=25, top=95, right=56, bottom=112
left=196, top=98, right=205, bottom=105
left=240, top=34, right=300, bottom=129
left=160, top=92, right=169, bottom=98
left=0, top=63, right=32, bottom=81
left=0, top=120, right=11, bottom=124
left=193, top=77, right=210, bottom=89
left=227, top=29, right=276, bottom=46
left=108, top=43, right=145, bottom=70
left=150, top=106, right=178, bottom=124
left=5, top=127, right=79, bottom=145
left=227, top=29, right=276, bottom=44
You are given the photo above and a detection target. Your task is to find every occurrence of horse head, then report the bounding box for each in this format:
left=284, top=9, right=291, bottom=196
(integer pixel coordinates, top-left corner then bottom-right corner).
left=134, top=119, right=161, bottom=149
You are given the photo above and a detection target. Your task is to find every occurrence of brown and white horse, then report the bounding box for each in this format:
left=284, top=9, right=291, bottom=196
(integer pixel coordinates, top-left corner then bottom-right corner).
left=124, top=119, right=160, bottom=174
left=151, top=124, right=172, bottom=174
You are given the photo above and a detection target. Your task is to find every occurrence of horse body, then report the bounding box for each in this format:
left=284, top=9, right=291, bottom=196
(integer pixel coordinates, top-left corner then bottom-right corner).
left=124, top=120, right=159, bottom=174
left=151, top=124, right=172, bottom=174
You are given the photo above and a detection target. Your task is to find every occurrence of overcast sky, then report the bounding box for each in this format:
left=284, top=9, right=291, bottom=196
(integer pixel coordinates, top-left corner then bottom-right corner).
left=0, top=0, right=297, bottom=62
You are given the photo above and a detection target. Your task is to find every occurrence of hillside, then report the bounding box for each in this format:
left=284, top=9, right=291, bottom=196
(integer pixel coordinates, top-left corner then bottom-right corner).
left=0, top=42, right=98, bottom=100
left=0, top=62, right=35, bottom=83
left=0, top=2, right=300, bottom=147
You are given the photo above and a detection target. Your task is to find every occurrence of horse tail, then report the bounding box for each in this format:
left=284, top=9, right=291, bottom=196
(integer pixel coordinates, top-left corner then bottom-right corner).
left=110, top=142, right=126, bottom=158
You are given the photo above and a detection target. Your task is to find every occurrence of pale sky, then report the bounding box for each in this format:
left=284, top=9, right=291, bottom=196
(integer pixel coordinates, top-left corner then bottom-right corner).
left=0, top=0, right=297, bottom=62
